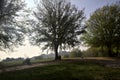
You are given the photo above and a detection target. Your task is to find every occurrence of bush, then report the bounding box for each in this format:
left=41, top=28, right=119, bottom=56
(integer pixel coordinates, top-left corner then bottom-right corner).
left=23, top=58, right=31, bottom=65
left=63, top=55, right=69, bottom=58
left=82, top=48, right=98, bottom=57
left=82, top=47, right=109, bottom=57
left=70, top=49, right=83, bottom=58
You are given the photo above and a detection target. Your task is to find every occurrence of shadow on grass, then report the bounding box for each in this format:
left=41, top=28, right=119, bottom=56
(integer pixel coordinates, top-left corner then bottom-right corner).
left=0, top=61, right=120, bottom=80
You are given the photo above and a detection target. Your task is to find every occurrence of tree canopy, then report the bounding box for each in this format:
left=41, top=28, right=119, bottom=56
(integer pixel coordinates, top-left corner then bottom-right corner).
left=82, top=3, right=120, bottom=56
left=0, top=0, right=25, bottom=51
left=29, top=0, right=85, bottom=60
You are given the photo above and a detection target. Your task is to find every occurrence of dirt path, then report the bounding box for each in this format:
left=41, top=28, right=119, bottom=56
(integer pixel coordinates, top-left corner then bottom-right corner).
left=0, top=57, right=120, bottom=73
left=0, top=61, right=58, bottom=73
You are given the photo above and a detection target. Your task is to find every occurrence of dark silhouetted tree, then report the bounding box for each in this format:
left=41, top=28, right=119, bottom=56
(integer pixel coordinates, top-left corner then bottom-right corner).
left=29, top=0, right=85, bottom=60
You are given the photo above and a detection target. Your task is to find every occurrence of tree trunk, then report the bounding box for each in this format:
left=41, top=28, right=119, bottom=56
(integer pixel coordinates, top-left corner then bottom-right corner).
left=101, top=46, right=104, bottom=56
left=116, top=46, right=119, bottom=56
left=55, top=47, right=59, bottom=60
left=107, top=45, right=112, bottom=57
left=54, top=44, right=60, bottom=60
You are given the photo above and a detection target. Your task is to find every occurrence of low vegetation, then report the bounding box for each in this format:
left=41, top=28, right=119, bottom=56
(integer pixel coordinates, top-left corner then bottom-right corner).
left=0, top=61, right=120, bottom=80
left=0, top=58, right=54, bottom=68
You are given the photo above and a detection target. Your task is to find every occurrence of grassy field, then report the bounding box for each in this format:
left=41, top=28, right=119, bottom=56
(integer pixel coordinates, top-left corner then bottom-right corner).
left=2, top=60, right=23, bottom=67
left=30, top=58, right=54, bottom=63
left=0, top=61, right=120, bottom=80
left=1, top=58, right=54, bottom=68
left=1, top=57, right=117, bottom=68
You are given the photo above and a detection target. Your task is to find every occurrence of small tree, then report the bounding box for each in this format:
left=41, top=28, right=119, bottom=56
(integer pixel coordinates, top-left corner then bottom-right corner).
left=29, top=0, right=85, bottom=60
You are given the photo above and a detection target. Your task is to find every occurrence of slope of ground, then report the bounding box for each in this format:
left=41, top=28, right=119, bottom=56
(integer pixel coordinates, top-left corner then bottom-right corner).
left=0, top=59, right=120, bottom=80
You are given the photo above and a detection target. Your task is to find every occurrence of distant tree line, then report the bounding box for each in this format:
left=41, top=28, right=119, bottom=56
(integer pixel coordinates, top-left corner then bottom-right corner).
left=2, top=57, right=24, bottom=62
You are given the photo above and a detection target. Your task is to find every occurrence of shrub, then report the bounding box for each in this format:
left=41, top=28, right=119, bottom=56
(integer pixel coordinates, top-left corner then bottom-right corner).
left=63, top=55, right=69, bottom=58
left=70, top=49, right=83, bottom=58
left=23, top=58, right=31, bottom=65
left=82, top=47, right=109, bottom=57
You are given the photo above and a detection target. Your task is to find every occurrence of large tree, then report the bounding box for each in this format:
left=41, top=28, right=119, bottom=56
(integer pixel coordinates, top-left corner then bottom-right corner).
left=0, top=0, right=25, bottom=51
left=83, top=4, right=120, bottom=56
left=29, top=0, right=85, bottom=60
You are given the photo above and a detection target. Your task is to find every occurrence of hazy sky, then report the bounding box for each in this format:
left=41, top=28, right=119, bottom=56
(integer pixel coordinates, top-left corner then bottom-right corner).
left=0, top=0, right=119, bottom=60
left=70, top=0, right=119, bottom=19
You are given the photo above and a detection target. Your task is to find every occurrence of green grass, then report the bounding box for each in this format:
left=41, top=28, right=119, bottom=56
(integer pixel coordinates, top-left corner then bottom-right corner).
left=0, top=62, right=120, bottom=80
left=1, top=58, right=54, bottom=68
left=2, top=60, right=23, bottom=67
left=31, top=58, right=54, bottom=63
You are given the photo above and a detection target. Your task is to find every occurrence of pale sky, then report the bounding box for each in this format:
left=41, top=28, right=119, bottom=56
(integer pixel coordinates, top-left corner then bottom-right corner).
left=0, top=0, right=119, bottom=60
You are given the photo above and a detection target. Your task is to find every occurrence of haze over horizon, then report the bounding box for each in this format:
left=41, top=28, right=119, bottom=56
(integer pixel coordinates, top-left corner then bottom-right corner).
left=0, top=0, right=119, bottom=60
